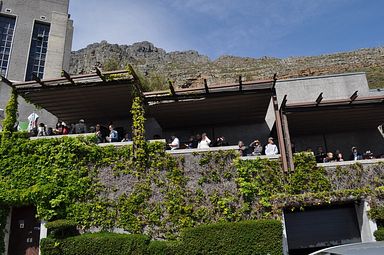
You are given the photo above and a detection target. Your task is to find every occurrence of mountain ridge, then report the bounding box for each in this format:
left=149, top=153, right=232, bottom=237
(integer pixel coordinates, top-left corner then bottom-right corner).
left=69, top=41, right=384, bottom=90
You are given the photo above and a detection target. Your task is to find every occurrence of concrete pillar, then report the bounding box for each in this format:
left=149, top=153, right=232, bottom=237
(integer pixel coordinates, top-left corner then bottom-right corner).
left=355, top=200, right=378, bottom=242
left=38, top=221, right=48, bottom=255
left=281, top=213, right=289, bottom=255
left=44, top=12, right=71, bottom=79
left=3, top=208, right=12, bottom=255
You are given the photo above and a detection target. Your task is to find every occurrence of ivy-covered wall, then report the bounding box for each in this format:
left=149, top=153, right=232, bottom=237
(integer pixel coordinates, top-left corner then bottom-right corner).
left=1, top=133, right=384, bottom=246
left=1, top=94, right=384, bottom=251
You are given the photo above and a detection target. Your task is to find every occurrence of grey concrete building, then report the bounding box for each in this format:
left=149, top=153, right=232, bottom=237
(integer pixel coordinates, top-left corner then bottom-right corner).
left=0, top=0, right=73, bottom=129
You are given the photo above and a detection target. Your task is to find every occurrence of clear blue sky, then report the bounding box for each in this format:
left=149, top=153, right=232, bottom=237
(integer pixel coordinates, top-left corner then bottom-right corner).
left=69, top=0, right=384, bottom=59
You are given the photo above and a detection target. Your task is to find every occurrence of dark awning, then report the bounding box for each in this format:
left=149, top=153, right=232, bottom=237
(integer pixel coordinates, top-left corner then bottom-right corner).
left=284, top=95, right=384, bottom=135
left=11, top=70, right=136, bottom=123
left=9, top=70, right=275, bottom=127
left=146, top=80, right=274, bottom=129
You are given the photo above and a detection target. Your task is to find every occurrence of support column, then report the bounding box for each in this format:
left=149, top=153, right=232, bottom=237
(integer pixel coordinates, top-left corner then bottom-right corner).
left=272, top=95, right=288, bottom=172
left=4, top=208, right=12, bottom=255
left=281, top=112, right=294, bottom=171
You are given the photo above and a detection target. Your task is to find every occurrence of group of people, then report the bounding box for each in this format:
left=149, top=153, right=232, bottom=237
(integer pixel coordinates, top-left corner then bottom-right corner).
left=169, top=133, right=213, bottom=150
left=168, top=134, right=279, bottom=156
left=314, top=146, right=376, bottom=163
left=30, top=116, right=127, bottom=144
left=238, top=137, right=278, bottom=156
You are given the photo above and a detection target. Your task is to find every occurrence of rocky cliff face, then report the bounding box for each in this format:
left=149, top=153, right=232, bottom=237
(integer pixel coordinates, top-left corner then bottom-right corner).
left=69, top=41, right=384, bottom=90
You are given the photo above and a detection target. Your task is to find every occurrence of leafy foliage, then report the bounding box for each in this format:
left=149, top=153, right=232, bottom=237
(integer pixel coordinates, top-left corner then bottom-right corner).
left=374, top=228, right=384, bottom=241
left=180, top=220, right=282, bottom=255
left=1, top=89, right=18, bottom=138
left=46, top=219, right=79, bottom=239
left=41, top=220, right=282, bottom=255
left=131, top=97, right=146, bottom=165
left=0, top=131, right=383, bottom=248
left=41, top=232, right=150, bottom=255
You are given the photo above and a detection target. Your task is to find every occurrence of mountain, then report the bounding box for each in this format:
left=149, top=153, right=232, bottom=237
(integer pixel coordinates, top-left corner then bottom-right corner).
left=69, top=41, right=384, bottom=90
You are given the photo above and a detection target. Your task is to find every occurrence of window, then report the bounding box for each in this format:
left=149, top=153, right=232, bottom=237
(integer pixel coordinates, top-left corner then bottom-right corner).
left=0, top=15, right=15, bottom=77
left=25, top=22, right=50, bottom=81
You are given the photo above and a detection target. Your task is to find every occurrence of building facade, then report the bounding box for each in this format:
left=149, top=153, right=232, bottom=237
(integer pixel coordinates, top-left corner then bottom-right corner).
left=0, top=0, right=73, bottom=128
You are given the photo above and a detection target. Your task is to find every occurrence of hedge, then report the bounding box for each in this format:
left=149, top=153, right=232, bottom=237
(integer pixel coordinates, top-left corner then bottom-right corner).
left=147, top=240, right=180, bottom=255
left=45, top=219, right=79, bottom=239
left=179, top=220, right=282, bottom=255
left=41, top=220, right=283, bottom=255
left=41, top=232, right=150, bottom=255
left=374, top=228, right=384, bottom=241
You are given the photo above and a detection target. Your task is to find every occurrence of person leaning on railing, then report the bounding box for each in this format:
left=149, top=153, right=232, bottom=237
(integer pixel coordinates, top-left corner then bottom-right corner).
left=264, top=137, right=278, bottom=156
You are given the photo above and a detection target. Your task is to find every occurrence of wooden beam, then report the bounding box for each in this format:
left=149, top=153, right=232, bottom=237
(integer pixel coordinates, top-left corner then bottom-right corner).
left=350, top=90, right=358, bottom=103
left=281, top=94, right=287, bottom=110
left=315, top=92, right=323, bottom=106
left=271, top=73, right=277, bottom=90
left=95, top=67, right=106, bottom=82
left=272, top=95, right=289, bottom=172
left=239, top=75, right=242, bottom=91
left=62, top=70, right=75, bottom=85
left=168, top=80, right=178, bottom=101
left=0, top=75, right=14, bottom=87
left=281, top=112, right=294, bottom=172
left=127, top=64, right=145, bottom=100
left=204, top=79, right=209, bottom=94
left=32, top=74, right=45, bottom=87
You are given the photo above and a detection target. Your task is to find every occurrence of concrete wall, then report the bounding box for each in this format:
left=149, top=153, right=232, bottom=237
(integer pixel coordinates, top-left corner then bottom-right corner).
left=264, top=73, right=371, bottom=129
left=275, top=72, right=370, bottom=106
left=355, top=201, right=377, bottom=242
left=44, top=11, right=73, bottom=79
left=2, top=0, right=71, bottom=81
left=0, top=0, right=72, bottom=130
left=3, top=208, right=11, bottom=255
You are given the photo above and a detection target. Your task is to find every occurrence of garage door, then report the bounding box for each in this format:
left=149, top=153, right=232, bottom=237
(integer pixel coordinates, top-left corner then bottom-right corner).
left=284, top=203, right=361, bottom=254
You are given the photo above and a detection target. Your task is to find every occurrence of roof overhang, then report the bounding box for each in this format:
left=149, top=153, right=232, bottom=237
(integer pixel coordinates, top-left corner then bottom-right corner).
left=7, top=70, right=275, bottom=127
left=11, top=70, right=137, bottom=123
left=284, top=95, right=384, bottom=135
left=146, top=80, right=274, bottom=129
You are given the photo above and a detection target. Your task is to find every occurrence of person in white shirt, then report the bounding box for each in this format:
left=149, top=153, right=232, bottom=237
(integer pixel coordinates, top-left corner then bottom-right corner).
left=169, top=135, right=180, bottom=150
left=27, top=112, right=39, bottom=132
left=265, top=137, right=278, bottom=155
left=198, top=133, right=211, bottom=149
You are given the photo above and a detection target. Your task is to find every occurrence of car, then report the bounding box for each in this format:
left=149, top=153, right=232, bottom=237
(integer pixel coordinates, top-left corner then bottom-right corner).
left=309, top=241, right=384, bottom=255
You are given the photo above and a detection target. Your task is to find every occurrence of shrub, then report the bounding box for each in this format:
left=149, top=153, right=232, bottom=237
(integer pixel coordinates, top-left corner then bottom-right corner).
left=179, top=220, right=283, bottom=255
left=148, top=240, right=180, bottom=255
left=40, top=232, right=150, bottom=255
left=45, top=219, right=79, bottom=239
left=374, top=228, right=384, bottom=241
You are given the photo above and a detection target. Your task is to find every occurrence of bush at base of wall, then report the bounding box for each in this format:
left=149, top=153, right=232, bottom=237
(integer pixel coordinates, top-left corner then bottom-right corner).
left=41, top=232, right=150, bottom=255
left=40, top=220, right=283, bottom=255
left=374, top=228, right=384, bottom=241
left=180, top=220, right=282, bottom=255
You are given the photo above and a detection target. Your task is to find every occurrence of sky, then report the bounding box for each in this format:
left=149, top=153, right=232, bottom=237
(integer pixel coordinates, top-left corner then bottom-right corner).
left=68, top=0, right=384, bottom=59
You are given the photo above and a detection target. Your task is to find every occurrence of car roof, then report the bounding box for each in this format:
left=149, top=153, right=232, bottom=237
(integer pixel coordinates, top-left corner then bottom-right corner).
left=309, top=242, right=384, bottom=255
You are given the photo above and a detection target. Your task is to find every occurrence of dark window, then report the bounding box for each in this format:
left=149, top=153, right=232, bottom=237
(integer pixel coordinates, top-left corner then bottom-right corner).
left=25, top=22, right=50, bottom=81
left=0, top=15, right=15, bottom=77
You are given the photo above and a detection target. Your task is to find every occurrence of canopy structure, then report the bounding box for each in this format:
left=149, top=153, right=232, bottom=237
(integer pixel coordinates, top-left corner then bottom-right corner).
left=8, top=69, right=138, bottom=123
left=146, top=79, right=275, bottom=129
left=6, top=71, right=276, bottom=127
left=283, top=95, right=384, bottom=135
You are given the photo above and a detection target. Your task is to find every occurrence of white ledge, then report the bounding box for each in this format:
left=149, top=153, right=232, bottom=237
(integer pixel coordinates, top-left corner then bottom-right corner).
left=97, top=139, right=166, bottom=147
left=318, top=158, right=384, bottom=167
left=166, top=145, right=238, bottom=154
left=30, top=133, right=95, bottom=140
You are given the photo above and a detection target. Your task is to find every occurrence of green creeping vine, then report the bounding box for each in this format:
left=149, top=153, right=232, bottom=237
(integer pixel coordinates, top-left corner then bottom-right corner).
left=0, top=112, right=384, bottom=250
left=1, top=89, right=18, bottom=139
